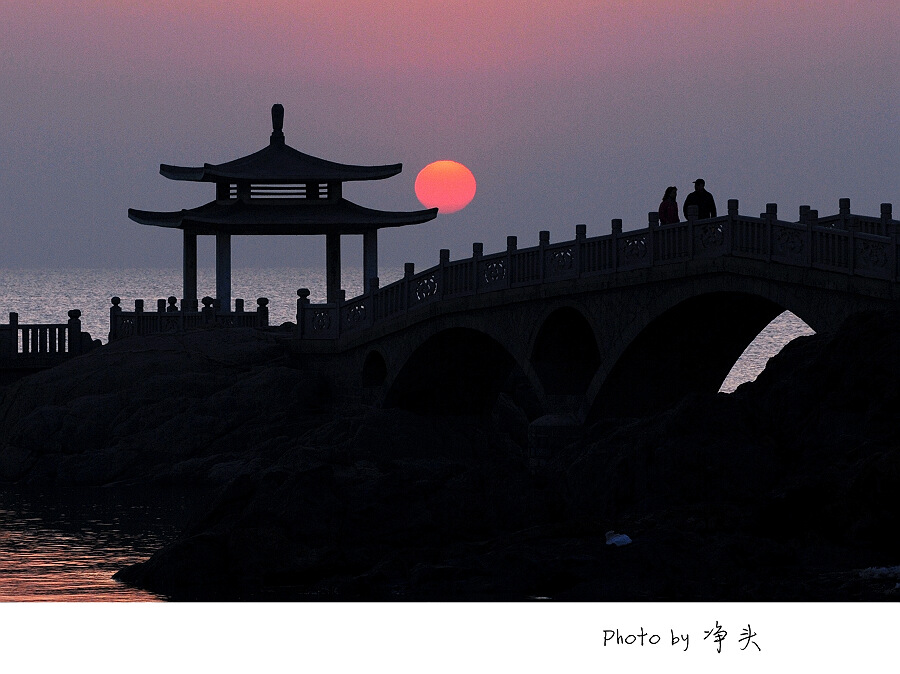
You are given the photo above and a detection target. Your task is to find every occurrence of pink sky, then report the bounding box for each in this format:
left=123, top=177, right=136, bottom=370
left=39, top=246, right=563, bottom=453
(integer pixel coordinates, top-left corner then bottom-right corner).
left=0, top=1, right=896, bottom=271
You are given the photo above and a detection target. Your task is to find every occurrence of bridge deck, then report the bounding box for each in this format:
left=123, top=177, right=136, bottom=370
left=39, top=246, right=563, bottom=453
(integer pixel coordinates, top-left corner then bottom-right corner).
left=297, top=199, right=898, bottom=343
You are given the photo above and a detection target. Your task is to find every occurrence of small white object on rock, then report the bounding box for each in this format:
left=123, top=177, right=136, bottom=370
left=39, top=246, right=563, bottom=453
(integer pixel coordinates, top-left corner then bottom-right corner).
left=605, top=530, right=632, bottom=547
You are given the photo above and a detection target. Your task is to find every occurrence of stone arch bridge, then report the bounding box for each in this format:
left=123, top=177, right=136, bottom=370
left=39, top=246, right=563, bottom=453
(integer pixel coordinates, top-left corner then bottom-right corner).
left=290, top=199, right=899, bottom=423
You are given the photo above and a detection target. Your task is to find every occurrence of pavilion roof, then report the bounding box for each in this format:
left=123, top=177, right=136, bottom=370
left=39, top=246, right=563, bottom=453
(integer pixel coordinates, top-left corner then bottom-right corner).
left=161, top=143, right=403, bottom=183
left=159, top=104, right=402, bottom=183
left=128, top=199, right=438, bottom=236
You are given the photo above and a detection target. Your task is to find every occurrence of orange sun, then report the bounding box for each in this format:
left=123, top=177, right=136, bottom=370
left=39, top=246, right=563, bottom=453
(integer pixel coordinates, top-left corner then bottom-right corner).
left=414, top=160, right=476, bottom=214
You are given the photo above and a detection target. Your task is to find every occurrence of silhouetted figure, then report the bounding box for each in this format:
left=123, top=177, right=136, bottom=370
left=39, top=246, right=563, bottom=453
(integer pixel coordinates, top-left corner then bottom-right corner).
left=658, top=186, right=679, bottom=225
left=683, top=179, right=717, bottom=219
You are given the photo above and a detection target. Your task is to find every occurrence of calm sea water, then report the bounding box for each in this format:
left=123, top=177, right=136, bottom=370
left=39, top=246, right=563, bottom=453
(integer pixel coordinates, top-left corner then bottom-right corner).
left=0, top=267, right=813, bottom=600
left=0, top=489, right=186, bottom=602
left=0, top=266, right=365, bottom=342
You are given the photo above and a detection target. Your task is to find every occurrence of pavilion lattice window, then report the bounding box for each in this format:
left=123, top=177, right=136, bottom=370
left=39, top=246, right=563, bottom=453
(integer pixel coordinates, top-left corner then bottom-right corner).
left=245, top=183, right=330, bottom=200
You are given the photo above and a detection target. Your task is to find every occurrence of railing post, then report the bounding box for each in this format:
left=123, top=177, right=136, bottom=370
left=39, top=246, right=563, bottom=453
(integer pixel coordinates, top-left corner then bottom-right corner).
left=686, top=206, right=698, bottom=259
left=256, top=298, right=269, bottom=327
left=842, top=199, right=856, bottom=275
left=809, top=210, right=819, bottom=267
left=765, top=203, right=777, bottom=261
left=575, top=224, right=586, bottom=275
left=472, top=242, right=483, bottom=292
left=439, top=249, right=450, bottom=297
left=881, top=203, right=893, bottom=232
left=157, top=299, right=166, bottom=313
left=799, top=206, right=811, bottom=266
left=539, top=230, right=549, bottom=281
left=686, top=205, right=698, bottom=222
left=726, top=199, right=739, bottom=260
left=9, top=312, right=18, bottom=356
left=403, top=262, right=414, bottom=311
left=109, top=298, right=121, bottom=341
left=647, top=212, right=658, bottom=265
left=296, top=289, right=310, bottom=337
left=201, top=296, right=215, bottom=323
left=134, top=300, right=144, bottom=336
left=67, top=310, right=82, bottom=356
left=235, top=299, right=244, bottom=313
left=882, top=203, right=896, bottom=281
left=506, top=236, right=517, bottom=285
left=611, top=219, right=622, bottom=271
left=839, top=197, right=851, bottom=228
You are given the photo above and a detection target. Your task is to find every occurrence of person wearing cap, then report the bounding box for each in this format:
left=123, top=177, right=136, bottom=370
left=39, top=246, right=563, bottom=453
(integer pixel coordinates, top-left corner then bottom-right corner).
left=683, top=179, right=717, bottom=219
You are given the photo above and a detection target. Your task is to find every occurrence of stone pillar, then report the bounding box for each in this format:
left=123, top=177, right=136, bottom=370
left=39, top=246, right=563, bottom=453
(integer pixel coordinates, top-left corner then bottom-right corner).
left=326, top=232, right=342, bottom=304
left=67, top=309, right=82, bottom=356
left=363, top=229, right=378, bottom=294
left=183, top=230, right=198, bottom=304
left=215, top=232, right=231, bottom=312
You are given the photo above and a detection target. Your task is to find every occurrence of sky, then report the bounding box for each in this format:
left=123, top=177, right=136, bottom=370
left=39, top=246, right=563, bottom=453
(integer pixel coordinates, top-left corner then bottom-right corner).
left=0, top=0, right=897, bottom=283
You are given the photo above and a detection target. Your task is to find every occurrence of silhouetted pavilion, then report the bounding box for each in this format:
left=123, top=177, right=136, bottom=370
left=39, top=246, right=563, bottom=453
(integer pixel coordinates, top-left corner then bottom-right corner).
left=128, top=104, right=437, bottom=309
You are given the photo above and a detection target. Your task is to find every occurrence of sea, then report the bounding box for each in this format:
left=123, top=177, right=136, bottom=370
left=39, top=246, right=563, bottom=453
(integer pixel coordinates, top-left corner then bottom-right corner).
left=0, top=267, right=814, bottom=601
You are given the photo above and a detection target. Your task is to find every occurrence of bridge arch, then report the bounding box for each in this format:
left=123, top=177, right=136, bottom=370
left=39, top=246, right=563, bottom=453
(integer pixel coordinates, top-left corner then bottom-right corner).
left=588, top=290, right=785, bottom=419
left=361, top=349, right=388, bottom=387
left=384, top=327, right=525, bottom=415
left=529, top=306, right=601, bottom=396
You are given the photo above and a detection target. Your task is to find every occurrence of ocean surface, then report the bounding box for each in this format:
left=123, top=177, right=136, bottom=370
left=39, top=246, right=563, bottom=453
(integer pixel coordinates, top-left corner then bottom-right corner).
left=0, top=267, right=814, bottom=600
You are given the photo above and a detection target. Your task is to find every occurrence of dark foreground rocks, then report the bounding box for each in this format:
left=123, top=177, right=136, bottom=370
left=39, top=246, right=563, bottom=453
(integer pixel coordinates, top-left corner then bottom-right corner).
left=2, top=314, right=900, bottom=600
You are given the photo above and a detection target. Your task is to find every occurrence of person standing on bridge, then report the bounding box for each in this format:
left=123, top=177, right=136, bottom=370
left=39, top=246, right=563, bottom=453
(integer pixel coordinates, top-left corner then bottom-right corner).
left=683, top=179, right=717, bottom=219
left=658, top=186, right=679, bottom=225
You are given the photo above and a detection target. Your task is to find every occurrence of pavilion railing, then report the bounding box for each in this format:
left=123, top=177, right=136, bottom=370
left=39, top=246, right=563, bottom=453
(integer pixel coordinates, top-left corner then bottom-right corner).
left=109, top=296, right=269, bottom=341
left=296, top=199, right=898, bottom=341
left=0, top=310, right=100, bottom=368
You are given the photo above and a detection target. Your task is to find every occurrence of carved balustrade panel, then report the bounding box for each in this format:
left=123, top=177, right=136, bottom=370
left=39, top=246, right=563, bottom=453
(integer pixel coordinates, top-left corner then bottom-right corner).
left=692, top=221, right=726, bottom=256
left=618, top=233, right=648, bottom=269
left=854, top=234, right=893, bottom=279
left=479, top=257, right=508, bottom=289
left=118, top=317, right=136, bottom=338
left=342, top=298, right=373, bottom=332
left=412, top=273, right=439, bottom=305
left=770, top=223, right=805, bottom=264
left=544, top=245, right=576, bottom=280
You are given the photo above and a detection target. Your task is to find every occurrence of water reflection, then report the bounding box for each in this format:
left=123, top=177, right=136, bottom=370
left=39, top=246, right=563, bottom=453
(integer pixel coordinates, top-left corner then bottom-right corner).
left=719, top=311, right=815, bottom=393
left=0, top=488, right=201, bottom=602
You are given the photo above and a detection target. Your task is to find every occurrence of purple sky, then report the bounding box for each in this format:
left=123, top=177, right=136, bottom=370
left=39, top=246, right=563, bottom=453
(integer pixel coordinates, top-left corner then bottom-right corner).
left=0, top=1, right=896, bottom=282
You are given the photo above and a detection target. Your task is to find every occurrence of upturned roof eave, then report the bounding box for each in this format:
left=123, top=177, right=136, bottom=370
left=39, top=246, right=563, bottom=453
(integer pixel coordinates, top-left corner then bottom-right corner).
left=127, top=200, right=438, bottom=234
left=159, top=143, right=403, bottom=183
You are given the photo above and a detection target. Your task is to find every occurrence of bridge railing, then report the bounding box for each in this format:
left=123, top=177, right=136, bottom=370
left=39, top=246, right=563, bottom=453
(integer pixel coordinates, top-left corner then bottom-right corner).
left=296, top=198, right=897, bottom=340
left=109, top=296, right=269, bottom=341
left=0, top=310, right=99, bottom=368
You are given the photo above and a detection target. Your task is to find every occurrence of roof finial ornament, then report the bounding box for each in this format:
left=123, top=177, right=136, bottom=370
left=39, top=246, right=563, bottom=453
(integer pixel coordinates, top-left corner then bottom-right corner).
left=271, top=103, right=285, bottom=145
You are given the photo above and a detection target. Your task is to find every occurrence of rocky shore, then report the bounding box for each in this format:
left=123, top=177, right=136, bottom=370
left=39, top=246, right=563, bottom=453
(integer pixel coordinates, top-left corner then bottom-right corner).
left=1, top=313, right=899, bottom=601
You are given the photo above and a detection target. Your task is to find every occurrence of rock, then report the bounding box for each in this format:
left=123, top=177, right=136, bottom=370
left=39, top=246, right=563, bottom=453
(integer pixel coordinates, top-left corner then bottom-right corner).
left=6, top=312, right=900, bottom=600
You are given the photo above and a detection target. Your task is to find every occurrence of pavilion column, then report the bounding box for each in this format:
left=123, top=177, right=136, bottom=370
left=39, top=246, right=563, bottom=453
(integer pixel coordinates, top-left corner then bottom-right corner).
left=363, top=229, right=378, bottom=293
left=183, top=230, right=198, bottom=307
left=326, top=232, right=342, bottom=304
left=216, top=232, right=232, bottom=312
